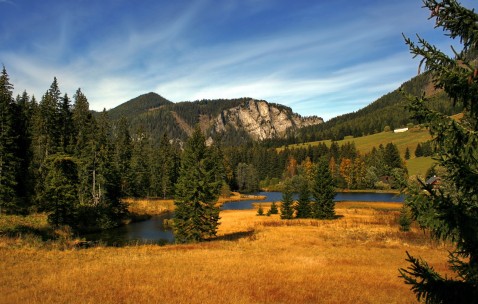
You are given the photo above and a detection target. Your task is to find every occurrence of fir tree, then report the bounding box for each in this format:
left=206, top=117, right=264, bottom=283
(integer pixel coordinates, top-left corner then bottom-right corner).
left=404, top=147, right=411, bottom=160
left=414, top=143, right=423, bottom=157
left=114, top=117, right=132, bottom=197
left=41, top=154, right=79, bottom=228
left=0, top=66, right=19, bottom=214
left=173, top=126, right=223, bottom=243
left=295, top=176, right=311, bottom=218
left=280, top=179, right=295, bottom=219
left=269, top=201, right=279, bottom=215
left=14, top=91, right=35, bottom=211
left=256, top=204, right=264, bottom=216
left=311, top=158, right=336, bottom=219
left=400, top=1, right=478, bottom=302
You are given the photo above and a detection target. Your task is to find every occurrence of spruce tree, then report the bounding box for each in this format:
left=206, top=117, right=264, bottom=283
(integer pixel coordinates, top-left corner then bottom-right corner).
left=269, top=201, right=279, bottom=215
left=400, top=1, right=478, bottom=302
left=311, top=158, right=336, bottom=219
left=173, top=126, right=223, bottom=243
left=130, top=129, right=151, bottom=197
left=280, top=180, right=295, bottom=219
left=114, top=117, right=132, bottom=197
left=72, top=89, right=97, bottom=206
left=0, top=66, right=19, bottom=214
left=41, top=153, right=79, bottom=228
left=295, top=176, right=311, bottom=218
left=404, top=147, right=411, bottom=160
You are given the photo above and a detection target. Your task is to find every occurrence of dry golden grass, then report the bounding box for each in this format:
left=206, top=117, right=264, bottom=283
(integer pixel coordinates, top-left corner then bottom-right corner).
left=126, top=192, right=266, bottom=215
left=125, top=197, right=175, bottom=215
left=0, top=202, right=452, bottom=304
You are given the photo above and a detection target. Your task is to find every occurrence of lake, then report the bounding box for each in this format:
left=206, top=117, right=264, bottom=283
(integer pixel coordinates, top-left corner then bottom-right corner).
left=221, top=191, right=404, bottom=210
left=85, top=191, right=403, bottom=245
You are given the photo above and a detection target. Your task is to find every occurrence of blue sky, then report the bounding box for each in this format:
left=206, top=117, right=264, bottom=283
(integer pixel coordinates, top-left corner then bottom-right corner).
left=0, top=0, right=475, bottom=120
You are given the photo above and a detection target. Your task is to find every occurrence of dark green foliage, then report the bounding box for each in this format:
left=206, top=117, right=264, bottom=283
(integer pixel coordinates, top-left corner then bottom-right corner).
left=310, top=158, right=336, bottom=219
left=415, top=143, right=423, bottom=157
left=269, top=201, right=279, bottom=215
left=404, top=147, right=411, bottom=160
left=295, top=73, right=461, bottom=143
left=295, top=176, right=311, bottom=218
left=0, top=67, right=20, bottom=214
left=400, top=1, right=478, bottom=302
left=235, top=162, right=259, bottom=193
left=114, top=117, right=133, bottom=197
left=173, top=126, right=223, bottom=243
left=41, top=154, right=79, bottom=228
left=106, top=92, right=173, bottom=121
left=130, top=129, right=151, bottom=197
left=150, top=133, right=178, bottom=199
left=256, top=204, right=264, bottom=216
left=280, top=180, right=295, bottom=219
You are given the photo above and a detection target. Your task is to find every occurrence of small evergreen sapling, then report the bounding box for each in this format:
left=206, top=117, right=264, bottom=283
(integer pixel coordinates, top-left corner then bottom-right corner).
left=280, top=180, right=295, bottom=219
left=256, top=204, right=264, bottom=216
left=269, top=201, right=279, bottom=214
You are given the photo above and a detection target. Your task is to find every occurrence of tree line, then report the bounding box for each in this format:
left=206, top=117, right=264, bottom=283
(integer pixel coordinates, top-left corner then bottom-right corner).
left=0, top=69, right=180, bottom=232
left=0, top=66, right=410, bottom=235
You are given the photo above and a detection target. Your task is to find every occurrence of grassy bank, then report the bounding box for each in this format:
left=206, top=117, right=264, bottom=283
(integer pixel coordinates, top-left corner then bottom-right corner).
left=126, top=192, right=266, bottom=217
left=0, top=202, right=451, bottom=303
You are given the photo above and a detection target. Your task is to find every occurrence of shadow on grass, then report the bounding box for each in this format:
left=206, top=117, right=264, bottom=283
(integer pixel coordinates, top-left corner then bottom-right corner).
left=3, top=225, right=54, bottom=241
left=215, top=230, right=256, bottom=242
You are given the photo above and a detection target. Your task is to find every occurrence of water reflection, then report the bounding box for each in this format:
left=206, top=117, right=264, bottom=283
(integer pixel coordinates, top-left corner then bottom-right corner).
left=86, top=191, right=404, bottom=245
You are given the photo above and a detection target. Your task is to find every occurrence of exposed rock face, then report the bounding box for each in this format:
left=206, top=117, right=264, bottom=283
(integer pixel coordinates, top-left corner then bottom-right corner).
left=211, top=99, right=323, bottom=141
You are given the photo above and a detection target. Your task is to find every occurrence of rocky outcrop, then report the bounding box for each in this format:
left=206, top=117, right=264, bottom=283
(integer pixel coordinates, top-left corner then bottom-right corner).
left=211, top=99, right=323, bottom=141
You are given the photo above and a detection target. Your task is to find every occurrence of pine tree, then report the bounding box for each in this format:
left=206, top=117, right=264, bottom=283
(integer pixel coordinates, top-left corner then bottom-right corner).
left=295, top=176, right=310, bottom=218
left=404, top=147, right=411, bottom=160
left=400, top=1, right=478, bottom=302
left=59, top=93, right=74, bottom=153
left=130, top=129, right=151, bottom=197
left=256, top=204, right=264, bottom=216
left=414, top=143, right=423, bottom=157
left=384, top=142, right=403, bottom=171
left=41, top=153, right=79, bottom=228
left=173, top=126, right=223, bottom=243
left=114, top=117, right=132, bottom=197
left=0, top=66, right=19, bottom=214
left=280, top=179, right=295, bottom=219
left=311, top=158, right=336, bottom=219
left=269, top=201, right=279, bottom=214
left=72, top=89, right=97, bottom=206
left=14, top=91, right=34, bottom=212
left=150, top=133, right=176, bottom=199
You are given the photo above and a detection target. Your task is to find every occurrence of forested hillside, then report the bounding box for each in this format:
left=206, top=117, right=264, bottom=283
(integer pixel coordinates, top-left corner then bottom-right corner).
left=291, top=73, right=461, bottom=143
left=106, top=92, right=173, bottom=121
left=106, top=96, right=322, bottom=145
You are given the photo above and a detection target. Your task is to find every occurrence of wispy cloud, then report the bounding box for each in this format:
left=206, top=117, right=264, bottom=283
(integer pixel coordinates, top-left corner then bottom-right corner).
left=2, top=0, right=475, bottom=120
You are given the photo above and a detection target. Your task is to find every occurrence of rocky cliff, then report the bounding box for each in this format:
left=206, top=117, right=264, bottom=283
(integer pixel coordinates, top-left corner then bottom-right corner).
left=211, top=99, right=323, bottom=141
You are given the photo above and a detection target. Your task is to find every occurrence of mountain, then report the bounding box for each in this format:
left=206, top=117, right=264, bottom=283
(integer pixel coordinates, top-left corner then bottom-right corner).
left=211, top=99, right=322, bottom=141
left=106, top=94, right=323, bottom=145
left=293, top=72, right=461, bottom=143
left=107, top=92, right=173, bottom=121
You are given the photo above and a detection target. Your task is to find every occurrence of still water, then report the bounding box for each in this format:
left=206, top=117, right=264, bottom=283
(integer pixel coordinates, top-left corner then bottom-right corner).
left=85, top=191, right=404, bottom=245
left=221, top=191, right=404, bottom=210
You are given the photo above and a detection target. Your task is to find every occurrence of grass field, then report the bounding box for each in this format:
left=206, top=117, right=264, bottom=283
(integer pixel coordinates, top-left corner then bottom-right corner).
left=279, top=128, right=435, bottom=177
left=280, top=128, right=432, bottom=157
left=0, top=202, right=452, bottom=304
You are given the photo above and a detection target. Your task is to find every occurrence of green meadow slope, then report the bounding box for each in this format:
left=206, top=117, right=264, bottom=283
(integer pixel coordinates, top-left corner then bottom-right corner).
left=282, top=127, right=434, bottom=176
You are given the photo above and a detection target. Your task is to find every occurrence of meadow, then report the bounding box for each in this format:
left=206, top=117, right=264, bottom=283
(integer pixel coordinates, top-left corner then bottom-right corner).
left=279, top=128, right=435, bottom=177
left=0, top=201, right=451, bottom=304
